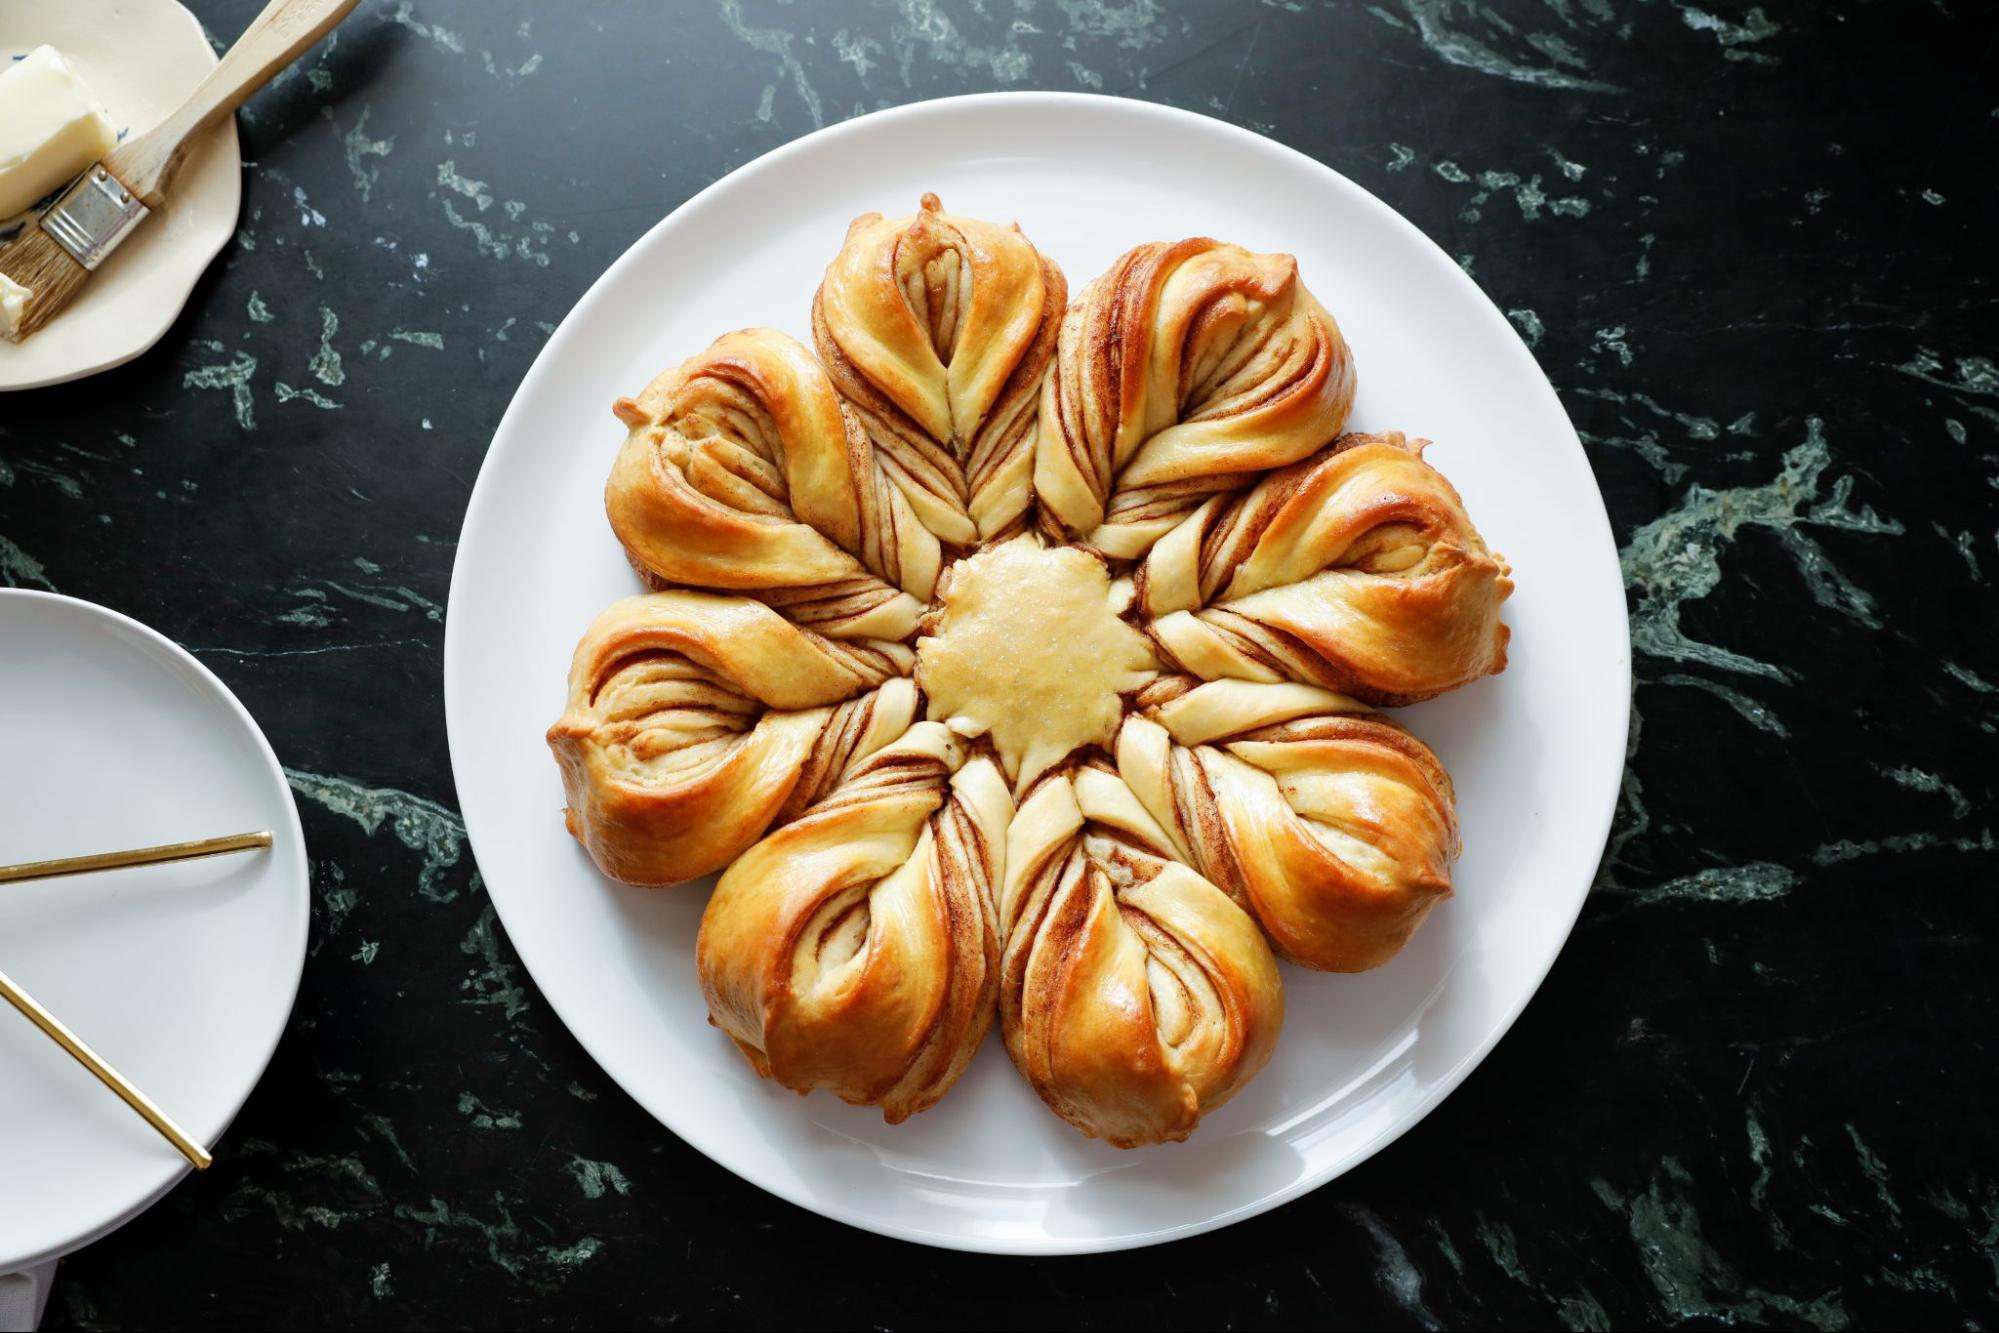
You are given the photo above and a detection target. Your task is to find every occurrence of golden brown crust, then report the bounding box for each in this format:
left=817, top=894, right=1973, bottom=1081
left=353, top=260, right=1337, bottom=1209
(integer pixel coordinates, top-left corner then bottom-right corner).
left=605, top=328, right=938, bottom=640
left=998, top=763, right=1282, bottom=1145
left=696, top=722, right=1009, bottom=1122
left=813, top=194, right=1067, bottom=543
left=1118, top=677, right=1458, bottom=972
left=546, top=592, right=914, bottom=887
left=1136, top=432, right=1511, bottom=704
left=1034, top=238, right=1356, bottom=560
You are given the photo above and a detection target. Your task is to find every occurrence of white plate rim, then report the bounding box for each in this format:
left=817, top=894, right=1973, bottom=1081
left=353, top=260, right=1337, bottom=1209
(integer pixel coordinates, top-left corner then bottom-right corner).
left=0, top=588, right=310, bottom=1271
left=443, top=91, right=1631, bottom=1255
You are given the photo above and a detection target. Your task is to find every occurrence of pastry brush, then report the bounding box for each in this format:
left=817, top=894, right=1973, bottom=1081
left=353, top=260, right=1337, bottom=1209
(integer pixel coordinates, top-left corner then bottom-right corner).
left=0, top=0, right=360, bottom=343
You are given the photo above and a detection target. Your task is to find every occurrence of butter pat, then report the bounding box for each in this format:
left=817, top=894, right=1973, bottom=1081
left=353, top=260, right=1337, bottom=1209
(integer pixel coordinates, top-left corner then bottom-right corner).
left=0, top=46, right=117, bottom=219
left=0, top=272, right=26, bottom=340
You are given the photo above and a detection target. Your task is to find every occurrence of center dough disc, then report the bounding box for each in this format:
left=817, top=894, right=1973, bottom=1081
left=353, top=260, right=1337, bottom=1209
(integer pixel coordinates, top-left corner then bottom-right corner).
left=915, top=536, right=1158, bottom=791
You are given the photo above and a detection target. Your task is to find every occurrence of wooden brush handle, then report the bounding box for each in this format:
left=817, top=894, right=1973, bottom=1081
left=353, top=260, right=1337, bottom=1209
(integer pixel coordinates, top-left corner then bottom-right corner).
left=105, top=0, right=361, bottom=208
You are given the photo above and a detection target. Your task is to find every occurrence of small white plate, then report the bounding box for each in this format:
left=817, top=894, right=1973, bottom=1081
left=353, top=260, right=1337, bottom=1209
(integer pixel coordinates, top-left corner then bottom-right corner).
left=444, top=93, right=1630, bottom=1254
left=0, top=591, right=308, bottom=1272
left=0, top=0, right=240, bottom=392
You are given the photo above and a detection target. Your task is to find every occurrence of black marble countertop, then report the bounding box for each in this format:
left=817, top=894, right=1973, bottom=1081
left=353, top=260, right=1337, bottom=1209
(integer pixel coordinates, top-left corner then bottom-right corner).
left=5, top=1, right=1994, bottom=1328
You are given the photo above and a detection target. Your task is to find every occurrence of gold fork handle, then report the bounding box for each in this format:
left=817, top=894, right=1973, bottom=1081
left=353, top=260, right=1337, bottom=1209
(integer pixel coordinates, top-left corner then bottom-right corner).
left=0, top=967, right=212, bottom=1169
left=0, top=831, right=272, bottom=885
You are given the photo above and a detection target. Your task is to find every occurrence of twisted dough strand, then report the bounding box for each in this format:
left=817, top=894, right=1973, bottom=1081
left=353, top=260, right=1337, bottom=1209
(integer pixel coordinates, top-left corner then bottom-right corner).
left=814, top=193, right=1067, bottom=544
left=1035, top=239, right=1356, bottom=559
left=1139, top=431, right=1511, bottom=704
left=999, top=762, right=1282, bottom=1146
left=608, top=328, right=941, bottom=639
left=698, top=722, right=1009, bottom=1122
left=1118, top=676, right=1458, bottom=972
left=547, top=591, right=914, bottom=887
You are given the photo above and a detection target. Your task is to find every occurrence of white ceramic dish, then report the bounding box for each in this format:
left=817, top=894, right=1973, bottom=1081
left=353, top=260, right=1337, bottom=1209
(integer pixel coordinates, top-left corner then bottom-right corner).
left=444, top=93, right=1630, bottom=1254
left=0, top=591, right=308, bottom=1271
left=0, top=0, right=240, bottom=392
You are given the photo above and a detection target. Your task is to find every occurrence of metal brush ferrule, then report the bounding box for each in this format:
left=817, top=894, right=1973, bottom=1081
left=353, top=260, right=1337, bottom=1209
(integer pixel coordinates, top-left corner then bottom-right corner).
left=40, top=168, right=150, bottom=271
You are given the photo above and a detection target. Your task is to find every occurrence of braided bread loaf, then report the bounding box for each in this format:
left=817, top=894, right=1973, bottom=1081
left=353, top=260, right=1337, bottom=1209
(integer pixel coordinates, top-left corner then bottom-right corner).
left=552, top=203, right=1513, bottom=1144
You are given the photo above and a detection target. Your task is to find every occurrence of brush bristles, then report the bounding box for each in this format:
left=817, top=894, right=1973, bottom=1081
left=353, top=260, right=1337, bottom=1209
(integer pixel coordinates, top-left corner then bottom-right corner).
left=0, top=229, right=90, bottom=342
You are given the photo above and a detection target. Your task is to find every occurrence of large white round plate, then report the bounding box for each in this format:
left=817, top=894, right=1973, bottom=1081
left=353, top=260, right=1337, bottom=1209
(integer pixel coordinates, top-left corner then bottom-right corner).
left=444, top=93, right=1630, bottom=1254
left=0, top=0, right=240, bottom=392
left=0, top=591, right=308, bottom=1271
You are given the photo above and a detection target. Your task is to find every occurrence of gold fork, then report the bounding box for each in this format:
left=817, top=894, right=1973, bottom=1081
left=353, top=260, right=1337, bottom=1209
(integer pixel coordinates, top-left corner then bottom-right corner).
left=0, top=830, right=275, bottom=1168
